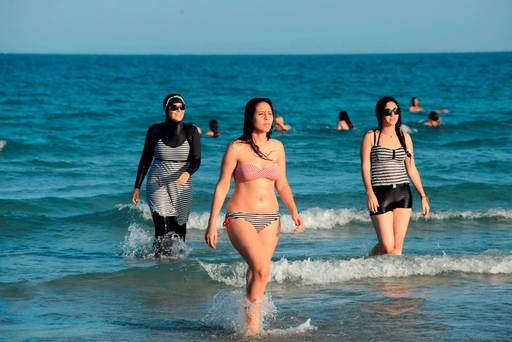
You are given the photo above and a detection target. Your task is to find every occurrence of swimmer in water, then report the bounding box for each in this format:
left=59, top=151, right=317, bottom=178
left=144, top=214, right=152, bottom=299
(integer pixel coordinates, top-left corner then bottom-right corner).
left=424, top=111, right=442, bottom=127
left=409, top=97, right=449, bottom=114
left=206, top=119, right=220, bottom=137
left=205, top=98, right=303, bottom=335
left=408, top=97, right=425, bottom=112
left=274, top=116, right=291, bottom=132
left=336, top=110, right=353, bottom=130
left=361, top=96, right=430, bottom=256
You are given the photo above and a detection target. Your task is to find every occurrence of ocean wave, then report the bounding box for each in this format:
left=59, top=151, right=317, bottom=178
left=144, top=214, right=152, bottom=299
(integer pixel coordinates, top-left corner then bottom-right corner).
left=199, top=253, right=512, bottom=286
left=0, top=140, right=6, bottom=151
left=117, top=205, right=512, bottom=232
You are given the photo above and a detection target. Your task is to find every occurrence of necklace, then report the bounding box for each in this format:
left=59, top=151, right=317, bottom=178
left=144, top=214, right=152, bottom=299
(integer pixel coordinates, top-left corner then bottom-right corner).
left=381, top=130, right=395, bottom=139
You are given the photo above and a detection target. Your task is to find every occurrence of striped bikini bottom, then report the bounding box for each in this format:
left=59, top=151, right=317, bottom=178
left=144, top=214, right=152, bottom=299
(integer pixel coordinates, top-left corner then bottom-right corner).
left=223, top=212, right=280, bottom=231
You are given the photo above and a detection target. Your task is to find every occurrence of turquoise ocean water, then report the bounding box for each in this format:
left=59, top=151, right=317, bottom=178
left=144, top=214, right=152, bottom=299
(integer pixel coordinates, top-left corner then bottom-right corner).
left=1, top=53, right=511, bottom=341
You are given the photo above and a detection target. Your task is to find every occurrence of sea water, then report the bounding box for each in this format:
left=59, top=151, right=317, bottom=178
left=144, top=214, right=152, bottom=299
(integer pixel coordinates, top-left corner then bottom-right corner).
left=1, top=53, right=511, bottom=341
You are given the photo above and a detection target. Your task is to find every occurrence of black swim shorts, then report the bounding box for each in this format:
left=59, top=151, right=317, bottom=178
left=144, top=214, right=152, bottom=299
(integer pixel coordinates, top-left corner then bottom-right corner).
left=370, top=183, right=412, bottom=216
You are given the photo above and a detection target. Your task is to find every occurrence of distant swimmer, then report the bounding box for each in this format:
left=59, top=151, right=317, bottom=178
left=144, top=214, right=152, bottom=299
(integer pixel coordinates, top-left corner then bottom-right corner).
left=408, top=97, right=425, bottom=112
left=336, top=110, right=353, bottom=130
left=205, top=98, right=303, bottom=335
left=206, top=119, right=220, bottom=137
left=361, top=96, right=430, bottom=256
left=409, top=97, right=449, bottom=114
left=132, top=93, right=201, bottom=255
left=275, top=116, right=291, bottom=132
left=424, top=111, right=442, bottom=127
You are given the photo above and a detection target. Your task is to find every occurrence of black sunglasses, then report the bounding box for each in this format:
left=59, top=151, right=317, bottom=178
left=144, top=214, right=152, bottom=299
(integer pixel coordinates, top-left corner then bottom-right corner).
left=383, top=107, right=400, bottom=116
left=168, top=103, right=186, bottom=111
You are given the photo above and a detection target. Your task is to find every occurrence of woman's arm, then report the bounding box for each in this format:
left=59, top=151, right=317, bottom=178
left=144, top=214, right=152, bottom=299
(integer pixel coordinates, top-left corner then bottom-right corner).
left=205, top=142, right=238, bottom=248
left=132, top=125, right=157, bottom=204
left=360, top=131, right=379, bottom=213
left=274, top=141, right=303, bottom=232
left=404, top=133, right=430, bottom=217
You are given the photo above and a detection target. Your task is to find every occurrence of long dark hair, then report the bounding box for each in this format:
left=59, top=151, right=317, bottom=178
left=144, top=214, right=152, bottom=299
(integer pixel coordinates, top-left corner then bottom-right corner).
left=338, top=110, right=353, bottom=129
left=375, top=96, right=411, bottom=157
left=238, top=98, right=274, bottom=161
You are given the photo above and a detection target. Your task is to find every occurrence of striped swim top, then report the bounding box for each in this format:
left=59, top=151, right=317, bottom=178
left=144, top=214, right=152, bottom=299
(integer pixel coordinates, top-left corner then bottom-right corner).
left=153, top=139, right=190, bottom=163
left=370, top=130, right=409, bottom=187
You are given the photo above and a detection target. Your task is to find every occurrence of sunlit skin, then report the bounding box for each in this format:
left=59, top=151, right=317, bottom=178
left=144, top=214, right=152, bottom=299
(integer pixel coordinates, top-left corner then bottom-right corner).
left=361, top=101, right=430, bottom=256
left=336, top=120, right=350, bottom=130
left=408, top=97, right=425, bottom=112
left=131, top=103, right=189, bottom=205
left=424, top=117, right=441, bottom=127
left=205, top=101, right=303, bottom=335
left=274, top=116, right=290, bottom=132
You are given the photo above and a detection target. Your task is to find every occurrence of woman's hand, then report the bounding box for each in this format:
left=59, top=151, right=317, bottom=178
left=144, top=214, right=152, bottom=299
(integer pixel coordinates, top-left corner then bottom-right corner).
left=205, top=224, right=218, bottom=249
left=292, top=212, right=304, bottom=233
left=131, top=188, right=140, bottom=205
left=367, top=192, right=379, bottom=213
left=177, top=172, right=190, bottom=185
left=421, top=196, right=430, bottom=217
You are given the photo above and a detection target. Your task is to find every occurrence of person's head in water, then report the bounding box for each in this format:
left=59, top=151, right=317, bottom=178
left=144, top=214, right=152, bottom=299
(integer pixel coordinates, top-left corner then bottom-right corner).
left=411, top=97, right=419, bottom=107
left=375, top=96, right=411, bottom=157
left=207, top=119, right=219, bottom=137
left=162, top=94, right=186, bottom=123
left=239, top=98, right=274, bottom=160
left=338, top=110, right=353, bottom=129
left=427, top=111, right=441, bottom=127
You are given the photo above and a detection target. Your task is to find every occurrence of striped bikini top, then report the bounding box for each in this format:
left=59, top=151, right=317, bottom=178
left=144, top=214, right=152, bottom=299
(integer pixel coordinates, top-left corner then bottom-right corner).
left=154, top=139, right=190, bottom=162
left=234, top=162, right=280, bottom=182
left=370, top=130, right=409, bottom=186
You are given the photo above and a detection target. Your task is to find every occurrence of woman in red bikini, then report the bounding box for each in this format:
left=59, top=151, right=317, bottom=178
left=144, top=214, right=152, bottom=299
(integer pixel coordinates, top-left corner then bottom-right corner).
left=205, top=98, right=303, bottom=335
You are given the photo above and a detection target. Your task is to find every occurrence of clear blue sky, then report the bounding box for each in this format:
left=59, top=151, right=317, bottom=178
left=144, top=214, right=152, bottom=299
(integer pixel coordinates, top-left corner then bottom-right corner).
left=1, top=0, right=511, bottom=54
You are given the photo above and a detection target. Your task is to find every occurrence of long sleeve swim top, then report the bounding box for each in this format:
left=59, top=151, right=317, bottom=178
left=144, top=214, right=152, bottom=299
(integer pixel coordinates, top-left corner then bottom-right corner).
left=134, top=121, right=201, bottom=189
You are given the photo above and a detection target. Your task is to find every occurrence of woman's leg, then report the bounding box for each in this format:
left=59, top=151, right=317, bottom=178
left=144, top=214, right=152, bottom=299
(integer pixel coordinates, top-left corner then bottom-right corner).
left=227, top=218, right=280, bottom=334
left=371, top=211, right=395, bottom=255
left=391, top=208, right=412, bottom=255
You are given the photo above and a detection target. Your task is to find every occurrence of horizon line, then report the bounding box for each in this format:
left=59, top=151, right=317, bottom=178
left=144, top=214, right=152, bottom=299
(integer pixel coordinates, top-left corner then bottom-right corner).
left=1, top=50, right=511, bottom=57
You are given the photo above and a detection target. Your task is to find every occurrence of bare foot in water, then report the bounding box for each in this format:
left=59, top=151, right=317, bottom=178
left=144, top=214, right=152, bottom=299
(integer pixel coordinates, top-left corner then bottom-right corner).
left=245, top=300, right=261, bottom=336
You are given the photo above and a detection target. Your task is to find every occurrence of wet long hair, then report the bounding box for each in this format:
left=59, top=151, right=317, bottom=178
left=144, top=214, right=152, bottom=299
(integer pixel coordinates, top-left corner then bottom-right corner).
left=238, top=98, right=274, bottom=161
left=338, top=110, right=353, bottom=129
left=375, top=96, right=411, bottom=157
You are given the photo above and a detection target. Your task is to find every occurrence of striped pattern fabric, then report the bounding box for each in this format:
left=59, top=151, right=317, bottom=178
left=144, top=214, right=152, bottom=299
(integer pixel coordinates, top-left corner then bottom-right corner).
left=370, top=146, right=409, bottom=186
left=225, top=212, right=280, bottom=230
left=146, top=140, right=192, bottom=225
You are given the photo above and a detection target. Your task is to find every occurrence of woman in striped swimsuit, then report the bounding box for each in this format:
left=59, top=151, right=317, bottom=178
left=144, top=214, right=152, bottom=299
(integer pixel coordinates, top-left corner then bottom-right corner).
left=132, top=94, right=201, bottom=254
left=205, top=98, right=303, bottom=336
left=360, top=96, right=430, bottom=256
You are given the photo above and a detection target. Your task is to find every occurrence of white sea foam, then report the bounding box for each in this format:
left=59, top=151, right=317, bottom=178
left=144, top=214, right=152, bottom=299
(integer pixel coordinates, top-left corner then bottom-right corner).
left=120, top=223, right=191, bottom=259
left=116, top=201, right=153, bottom=220
left=120, top=224, right=154, bottom=258
left=200, top=254, right=512, bottom=287
left=425, top=208, right=512, bottom=221
left=116, top=204, right=512, bottom=232
left=0, top=140, right=6, bottom=151
left=265, top=318, right=317, bottom=336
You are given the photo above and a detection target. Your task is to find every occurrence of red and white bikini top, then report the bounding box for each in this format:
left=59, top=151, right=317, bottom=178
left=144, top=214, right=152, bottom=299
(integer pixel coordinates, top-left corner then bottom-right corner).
left=234, top=163, right=281, bottom=182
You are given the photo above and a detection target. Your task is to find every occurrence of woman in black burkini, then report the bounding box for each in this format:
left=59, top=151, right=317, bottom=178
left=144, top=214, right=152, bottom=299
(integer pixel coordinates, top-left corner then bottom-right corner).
left=132, top=94, right=201, bottom=255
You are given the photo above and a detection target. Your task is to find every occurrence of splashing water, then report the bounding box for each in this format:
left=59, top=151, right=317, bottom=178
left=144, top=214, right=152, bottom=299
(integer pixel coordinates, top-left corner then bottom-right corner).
left=202, top=290, right=277, bottom=336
